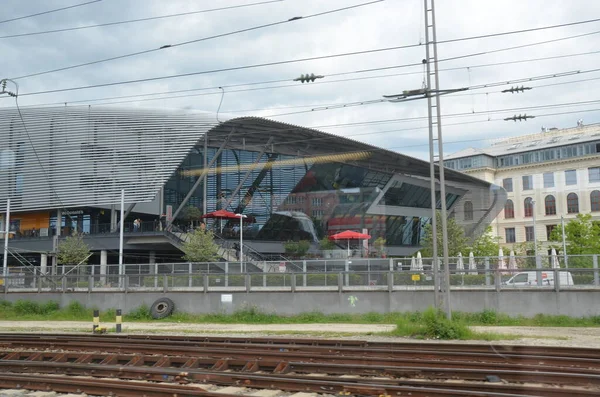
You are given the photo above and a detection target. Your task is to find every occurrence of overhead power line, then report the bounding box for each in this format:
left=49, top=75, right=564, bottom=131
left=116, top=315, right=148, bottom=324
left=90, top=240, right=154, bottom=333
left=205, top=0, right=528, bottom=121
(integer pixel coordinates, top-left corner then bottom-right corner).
left=0, top=0, right=101, bottom=25
left=0, top=0, right=284, bottom=39
left=11, top=26, right=600, bottom=97
left=11, top=0, right=385, bottom=80
left=9, top=48, right=600, bottom=108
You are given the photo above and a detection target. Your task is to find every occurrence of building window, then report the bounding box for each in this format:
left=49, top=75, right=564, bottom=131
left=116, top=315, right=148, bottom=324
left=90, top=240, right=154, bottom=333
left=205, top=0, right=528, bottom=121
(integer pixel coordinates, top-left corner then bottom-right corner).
left=546, top=225, right=556, bottom=240
left=543, top=172, right=554, bottom=188
left=591, top=190, right=600, bottom=212
left=522, top=175, right=533, bottom=190
left=503, top=178, right=513, bottom=192
left=312, top=210, right=324, bottom=218
left=565, top=169, right=577, bottom=185
left=298, top=196, right=305, bottom=204
left=463, top=201, right=473, bottom=221
left=505, top=228, right=516, bottom=243
left=524, top=197, right=534, bottom=217
left=311, top=198, right=323, bottom=206
left=504, top=199, right=514, bottom=219
left=589, top=167, right=600, bottom=183
left=525, top=226, right=535, bottom=242
left=567, top=193, right=579, bottom=214
left=286, top=196, right=297, bottom=204
left=544, top=195, right=556, bottom=215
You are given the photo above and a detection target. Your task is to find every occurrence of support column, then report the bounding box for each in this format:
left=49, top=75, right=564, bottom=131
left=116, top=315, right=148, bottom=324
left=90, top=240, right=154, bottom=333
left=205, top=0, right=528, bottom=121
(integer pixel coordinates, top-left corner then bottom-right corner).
left=149, top=251, right=157, bottom=288
left=56, top=209, right=62, bottom=237
left=110, top=205, right=117, bottom=232
left=100, top=250, right=107, bottom=285
left=40, top=253, right=48, bottom=275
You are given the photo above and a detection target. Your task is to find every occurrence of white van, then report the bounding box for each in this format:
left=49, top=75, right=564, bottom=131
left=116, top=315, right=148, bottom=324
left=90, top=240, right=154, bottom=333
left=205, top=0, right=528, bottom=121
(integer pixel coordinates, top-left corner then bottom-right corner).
left=504, top=271, right=574, bottom=287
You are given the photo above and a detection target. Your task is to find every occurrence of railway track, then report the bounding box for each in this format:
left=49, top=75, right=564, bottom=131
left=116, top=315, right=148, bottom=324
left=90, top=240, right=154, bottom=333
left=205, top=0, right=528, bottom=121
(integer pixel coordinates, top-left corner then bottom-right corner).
left=0, top=333, right=598, bottom=396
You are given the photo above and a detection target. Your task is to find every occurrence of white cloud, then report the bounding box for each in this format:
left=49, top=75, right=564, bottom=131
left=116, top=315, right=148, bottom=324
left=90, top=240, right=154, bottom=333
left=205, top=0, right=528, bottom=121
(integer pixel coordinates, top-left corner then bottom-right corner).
left=1, top=0, right=599, bottom=160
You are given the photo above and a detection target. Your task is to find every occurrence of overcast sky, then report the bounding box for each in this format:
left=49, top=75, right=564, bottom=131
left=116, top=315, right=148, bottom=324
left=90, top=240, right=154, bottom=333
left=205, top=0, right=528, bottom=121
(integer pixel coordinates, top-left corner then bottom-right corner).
left=1, top=0, right=599, bottom=160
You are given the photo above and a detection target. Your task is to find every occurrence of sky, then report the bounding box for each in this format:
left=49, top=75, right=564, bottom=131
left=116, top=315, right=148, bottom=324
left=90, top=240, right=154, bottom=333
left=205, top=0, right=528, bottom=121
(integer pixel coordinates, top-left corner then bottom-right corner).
left=1, top=0, right=600, bottom=161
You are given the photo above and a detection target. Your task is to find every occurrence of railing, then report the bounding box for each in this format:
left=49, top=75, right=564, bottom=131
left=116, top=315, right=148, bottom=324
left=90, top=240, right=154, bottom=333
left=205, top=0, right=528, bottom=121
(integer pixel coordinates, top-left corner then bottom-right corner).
left=2, top=268, right=599, bottom=293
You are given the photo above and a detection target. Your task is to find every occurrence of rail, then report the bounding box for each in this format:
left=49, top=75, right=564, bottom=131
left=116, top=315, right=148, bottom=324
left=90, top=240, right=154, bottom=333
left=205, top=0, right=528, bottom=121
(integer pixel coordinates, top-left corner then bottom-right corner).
left=0, top=334, right=598, bottom=396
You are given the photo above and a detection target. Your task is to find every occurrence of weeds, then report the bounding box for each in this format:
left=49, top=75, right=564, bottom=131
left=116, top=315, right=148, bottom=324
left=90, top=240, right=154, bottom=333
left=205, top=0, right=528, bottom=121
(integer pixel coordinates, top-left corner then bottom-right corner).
left=0, top=299, right=599, bottom=333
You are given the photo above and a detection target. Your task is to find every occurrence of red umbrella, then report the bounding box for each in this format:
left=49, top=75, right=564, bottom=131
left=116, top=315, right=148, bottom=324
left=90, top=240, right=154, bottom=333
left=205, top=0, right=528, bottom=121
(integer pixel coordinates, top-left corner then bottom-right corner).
left=201, top=209, right=238, bottom=219
left=329, top=230, right=371, bottom=257
left=329, top=230, right=371, bottom=240
left=202, top=210, right=239, bottom=234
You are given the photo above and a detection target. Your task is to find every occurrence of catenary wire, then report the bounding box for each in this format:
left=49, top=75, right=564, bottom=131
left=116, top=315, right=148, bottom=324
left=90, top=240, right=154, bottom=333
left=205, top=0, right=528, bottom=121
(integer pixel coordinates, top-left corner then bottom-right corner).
left=9, top=48, right=600, bottom=108
left=10, top=26, right=600, bottom=97
left=0, top=0, right=101, bottom=24
left=0, top=0, right=284, bottom=39
left=11, top=0, right=385, bottom=80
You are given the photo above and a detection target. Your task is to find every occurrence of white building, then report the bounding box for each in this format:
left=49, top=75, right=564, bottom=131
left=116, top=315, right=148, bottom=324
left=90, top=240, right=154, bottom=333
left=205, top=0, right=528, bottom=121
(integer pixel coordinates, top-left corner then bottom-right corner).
left=445, top=122, right=600, bottom=250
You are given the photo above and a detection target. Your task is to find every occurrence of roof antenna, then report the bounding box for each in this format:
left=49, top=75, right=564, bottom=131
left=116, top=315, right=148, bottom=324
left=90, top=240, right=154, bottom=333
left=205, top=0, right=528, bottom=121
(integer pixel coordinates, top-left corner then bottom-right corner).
left=216, top=87, right=225, bottom=123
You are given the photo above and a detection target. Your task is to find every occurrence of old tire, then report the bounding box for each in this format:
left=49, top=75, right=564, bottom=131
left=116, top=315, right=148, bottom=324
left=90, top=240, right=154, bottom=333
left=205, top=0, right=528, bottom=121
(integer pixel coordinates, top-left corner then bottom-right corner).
left=150, top=297, right=174, bottom=319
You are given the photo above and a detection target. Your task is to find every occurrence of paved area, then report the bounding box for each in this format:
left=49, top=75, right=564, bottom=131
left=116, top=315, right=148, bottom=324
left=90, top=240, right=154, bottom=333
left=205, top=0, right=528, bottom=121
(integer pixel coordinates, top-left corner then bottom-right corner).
left=0, top=321, right=599, bottom=347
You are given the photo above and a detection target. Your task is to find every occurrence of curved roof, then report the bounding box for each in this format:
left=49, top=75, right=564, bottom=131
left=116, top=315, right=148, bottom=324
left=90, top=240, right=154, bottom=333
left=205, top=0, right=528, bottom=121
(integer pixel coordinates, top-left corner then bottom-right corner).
left=0, top=106, right=494, bottom=213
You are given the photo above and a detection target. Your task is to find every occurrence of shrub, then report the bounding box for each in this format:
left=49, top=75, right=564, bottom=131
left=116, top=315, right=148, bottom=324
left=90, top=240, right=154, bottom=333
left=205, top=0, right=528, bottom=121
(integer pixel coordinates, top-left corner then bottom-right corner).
left=0, top=300, right=12, bottom=309
left=12, top=300, right=60, bottom=315
left=478, top=309, right=498, bottom=325
left=127, top=304, right=153, bottom=320
left=66, top=301, right=87, bottom=316
left=394, top=307, right=472, bottom=340
left=421, top=307, right=472, bottom=339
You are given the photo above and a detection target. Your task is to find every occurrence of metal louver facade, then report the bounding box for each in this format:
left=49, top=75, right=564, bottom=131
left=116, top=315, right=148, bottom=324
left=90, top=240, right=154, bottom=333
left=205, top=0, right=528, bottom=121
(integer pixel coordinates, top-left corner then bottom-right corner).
left=0, top=106, right=219, bottom=212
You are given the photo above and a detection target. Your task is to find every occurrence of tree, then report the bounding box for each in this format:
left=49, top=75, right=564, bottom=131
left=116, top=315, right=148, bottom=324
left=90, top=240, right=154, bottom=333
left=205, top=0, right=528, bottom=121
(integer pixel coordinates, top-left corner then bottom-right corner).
left=421, top=211, right=468, bottom=257
left=549, top=213, right=600, bottom=255
left=284, top=240, right=311, bottom=258
left=373, top=237, right=387, bottom=257
left=181, top=229, right=220, bottom=262
left=469, top=226, right=500, bottom=257
left=319, top=237, right=336, bottom=250
left=56, top=232, right=91, bottom=266
left=180, top=206, right=203, bottom=228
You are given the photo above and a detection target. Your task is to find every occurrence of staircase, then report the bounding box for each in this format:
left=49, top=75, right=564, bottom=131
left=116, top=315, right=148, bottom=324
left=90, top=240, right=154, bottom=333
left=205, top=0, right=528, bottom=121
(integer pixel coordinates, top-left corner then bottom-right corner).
left=164, top=225, right=264, bottom=273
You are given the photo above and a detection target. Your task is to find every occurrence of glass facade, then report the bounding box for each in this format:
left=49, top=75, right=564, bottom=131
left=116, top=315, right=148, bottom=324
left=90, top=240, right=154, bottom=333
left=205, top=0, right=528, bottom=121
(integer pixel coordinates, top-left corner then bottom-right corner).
left=164, top=145, right=463, bottom=248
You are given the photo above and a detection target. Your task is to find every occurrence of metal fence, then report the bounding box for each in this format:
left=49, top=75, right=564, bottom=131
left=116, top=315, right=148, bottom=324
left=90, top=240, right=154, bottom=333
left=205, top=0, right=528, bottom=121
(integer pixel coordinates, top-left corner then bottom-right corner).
left=1, top=267, right=598, bottom=293
left=6, top=254, right=597, bottom=277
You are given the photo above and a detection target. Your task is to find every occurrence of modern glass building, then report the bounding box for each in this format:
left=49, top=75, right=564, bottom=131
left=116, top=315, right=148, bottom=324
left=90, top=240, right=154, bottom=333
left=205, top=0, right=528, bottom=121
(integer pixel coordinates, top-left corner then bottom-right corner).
left=0, top=106, right=505, bottom=266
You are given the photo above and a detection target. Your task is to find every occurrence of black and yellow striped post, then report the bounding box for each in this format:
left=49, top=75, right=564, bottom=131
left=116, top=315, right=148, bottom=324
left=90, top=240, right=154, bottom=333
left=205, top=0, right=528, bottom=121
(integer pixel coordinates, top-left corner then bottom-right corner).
left=92, top=309, right=100, bottom=333
left=116, top=309, right=122, bottom=333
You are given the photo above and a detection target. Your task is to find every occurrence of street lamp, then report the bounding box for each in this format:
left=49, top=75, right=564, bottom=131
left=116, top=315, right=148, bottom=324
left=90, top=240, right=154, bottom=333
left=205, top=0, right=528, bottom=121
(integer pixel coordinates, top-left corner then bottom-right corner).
left=235, top=213, right=247, bottom=272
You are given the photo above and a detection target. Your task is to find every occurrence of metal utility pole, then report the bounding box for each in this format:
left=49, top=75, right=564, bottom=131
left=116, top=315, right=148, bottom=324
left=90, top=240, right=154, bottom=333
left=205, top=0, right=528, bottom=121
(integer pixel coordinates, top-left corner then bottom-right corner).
left=424, top=0, right=452, bottom=319
left=119, top=189, right=125, bottom=281
left=561, top=215, right=568, bottom=268
left=423, top=2, right=439, bottom=310
left=3, top=199, right=10, bottom=277
left=384, top=1, right=466, bottom=316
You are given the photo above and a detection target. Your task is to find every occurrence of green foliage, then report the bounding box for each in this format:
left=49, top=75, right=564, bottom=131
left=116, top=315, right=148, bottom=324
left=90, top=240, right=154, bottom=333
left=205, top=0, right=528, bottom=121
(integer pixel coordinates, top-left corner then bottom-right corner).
left=180, top=206, right=203, bottom=222
left=181, top=229, right=220, bottom=262
left=13, top=300, right=60, bottom=315
left=126, top=305, right=153, bottom=320
left=393, top=307, right=472, bottom=340
left=0, top=300, right=12, bottom=309
left=66, top=301, right=87, bottom=316
left=469, top=226, right=501, bottom=257
left=421, top=211, right=469, bottom=257
left=549, top=214, right=600, bottom=258
left=56, top=232, right=91, bottom=266
left=284, top=240, right=311, bottom=257
left=373, top=237, right=386, bottom=257
left=319, top=237, right=336, bottom=250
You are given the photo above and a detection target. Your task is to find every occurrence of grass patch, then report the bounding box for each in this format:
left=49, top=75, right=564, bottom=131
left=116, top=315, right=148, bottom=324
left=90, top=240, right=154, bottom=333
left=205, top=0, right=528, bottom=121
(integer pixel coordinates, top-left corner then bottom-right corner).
left=0, top=299, right=599, bottom=332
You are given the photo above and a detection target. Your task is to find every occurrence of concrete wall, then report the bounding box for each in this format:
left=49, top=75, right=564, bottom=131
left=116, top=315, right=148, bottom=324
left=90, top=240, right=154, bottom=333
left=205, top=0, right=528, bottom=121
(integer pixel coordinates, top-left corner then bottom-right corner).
left=2, top=290, right=599, bottom=317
